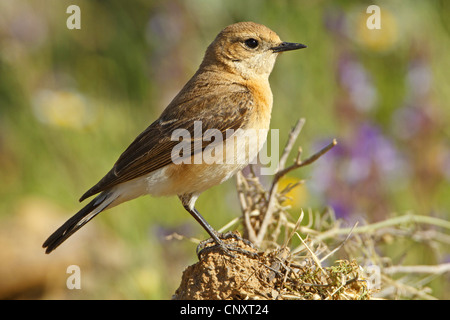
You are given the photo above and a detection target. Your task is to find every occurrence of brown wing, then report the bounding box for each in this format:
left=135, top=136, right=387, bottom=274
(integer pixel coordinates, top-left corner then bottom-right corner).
left=79, top=89, right=253, bottom=201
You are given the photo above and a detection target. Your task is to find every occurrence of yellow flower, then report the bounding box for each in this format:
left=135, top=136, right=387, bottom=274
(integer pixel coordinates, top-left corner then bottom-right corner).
left=355, top=7, right=399, bottom=52
left=32, top=89, right=93, bottom=129
left=277, top=176, right=307, bottom=209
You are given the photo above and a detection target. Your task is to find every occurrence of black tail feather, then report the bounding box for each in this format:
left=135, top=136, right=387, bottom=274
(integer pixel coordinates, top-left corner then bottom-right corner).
left=43, top=192, right=109, bottom=254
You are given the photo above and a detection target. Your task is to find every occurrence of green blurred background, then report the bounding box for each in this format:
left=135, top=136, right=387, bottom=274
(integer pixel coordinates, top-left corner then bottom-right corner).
left=0, top=0, right=449, bottom=299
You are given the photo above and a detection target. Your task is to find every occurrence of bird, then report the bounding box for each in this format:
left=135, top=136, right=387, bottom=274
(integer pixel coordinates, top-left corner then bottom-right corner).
left=43, top=21, right=306, bottom=255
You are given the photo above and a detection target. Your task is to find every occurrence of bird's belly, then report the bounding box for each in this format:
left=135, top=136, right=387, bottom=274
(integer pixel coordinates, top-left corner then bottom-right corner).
left=145, top=126, right=269, bottom=196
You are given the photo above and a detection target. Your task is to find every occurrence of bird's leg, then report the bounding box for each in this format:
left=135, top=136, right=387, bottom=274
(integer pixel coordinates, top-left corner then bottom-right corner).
left=182, top=204, right=234, bottom=257
left=182, top=204, right=258, bottom=259
left=179, top=194, right=258, bottom=259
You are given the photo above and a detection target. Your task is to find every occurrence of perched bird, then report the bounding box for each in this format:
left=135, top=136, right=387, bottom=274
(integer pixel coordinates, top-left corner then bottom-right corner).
left=43, top=21, right=306, bottom=254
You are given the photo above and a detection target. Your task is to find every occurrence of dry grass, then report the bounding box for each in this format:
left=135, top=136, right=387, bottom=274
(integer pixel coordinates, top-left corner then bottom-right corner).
left=172, top=119, right=450, bottom=300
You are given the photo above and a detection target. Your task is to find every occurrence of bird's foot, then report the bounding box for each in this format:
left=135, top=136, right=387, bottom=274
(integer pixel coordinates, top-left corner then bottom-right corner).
left=196, top=231, right=258, bottom=259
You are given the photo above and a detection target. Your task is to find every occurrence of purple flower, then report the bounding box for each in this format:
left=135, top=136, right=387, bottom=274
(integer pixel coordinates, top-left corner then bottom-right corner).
left=338, top=56, right=377, bottom=112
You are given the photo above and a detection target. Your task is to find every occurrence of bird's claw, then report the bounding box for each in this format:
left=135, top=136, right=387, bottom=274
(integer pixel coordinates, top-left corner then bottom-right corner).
left=196, top=231, right=258, bottom=259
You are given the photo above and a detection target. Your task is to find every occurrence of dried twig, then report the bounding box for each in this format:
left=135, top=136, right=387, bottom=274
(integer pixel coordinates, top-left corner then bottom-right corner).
left=272, top=139, right=337, bottom=190
left=319, top=222, right=358, bottom=263
left=238, top=118, right=337, bottom=246
left=383, top=263, right=450, bottom=275
left=310, top=213, right=450, bottom=246
left=255, top=131, right=337, bottom=246
left=224, top=117, right=449, bottom=300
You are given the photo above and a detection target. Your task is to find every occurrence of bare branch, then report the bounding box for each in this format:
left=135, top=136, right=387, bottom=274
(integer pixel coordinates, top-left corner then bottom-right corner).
left=273, top=139, right=337, bottom=186
left=255, top=136, right=337, bottom=246
left=383, top=263, right=450, bottom=275
left=277, top=118, right=305, bottom=172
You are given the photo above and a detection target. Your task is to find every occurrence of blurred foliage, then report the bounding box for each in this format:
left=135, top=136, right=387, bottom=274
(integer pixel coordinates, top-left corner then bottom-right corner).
left=0, top=0, right=448, bottom=299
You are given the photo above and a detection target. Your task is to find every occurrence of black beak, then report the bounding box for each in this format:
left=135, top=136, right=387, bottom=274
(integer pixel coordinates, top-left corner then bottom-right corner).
left=271, top=42, right=307, bottom=53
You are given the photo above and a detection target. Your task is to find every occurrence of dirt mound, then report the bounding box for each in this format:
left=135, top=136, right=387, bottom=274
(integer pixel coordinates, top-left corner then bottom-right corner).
left=173, top=233, right=370, bottom=300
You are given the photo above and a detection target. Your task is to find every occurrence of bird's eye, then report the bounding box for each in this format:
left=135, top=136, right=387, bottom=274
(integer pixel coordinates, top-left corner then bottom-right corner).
left=244, top=38, right=259, bottom=49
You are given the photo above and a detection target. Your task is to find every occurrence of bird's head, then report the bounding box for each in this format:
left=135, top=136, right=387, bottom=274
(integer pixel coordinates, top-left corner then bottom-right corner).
left=202, top=22, right=306, bottom=80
